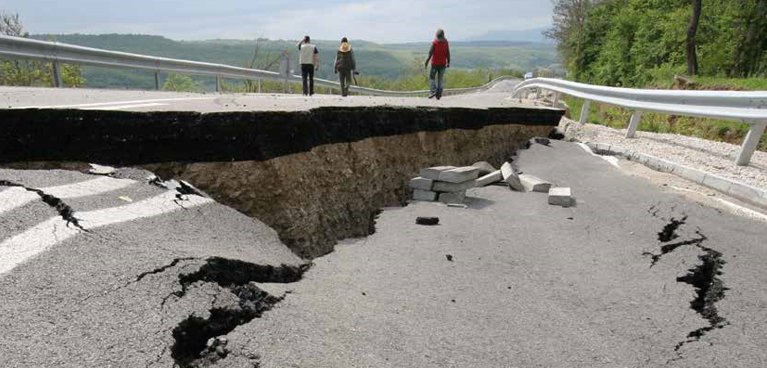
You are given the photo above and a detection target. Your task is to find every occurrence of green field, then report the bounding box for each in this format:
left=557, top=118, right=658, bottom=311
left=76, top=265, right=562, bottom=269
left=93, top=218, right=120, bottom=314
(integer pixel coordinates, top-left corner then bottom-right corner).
left=30, top=34, right=560, bottom=90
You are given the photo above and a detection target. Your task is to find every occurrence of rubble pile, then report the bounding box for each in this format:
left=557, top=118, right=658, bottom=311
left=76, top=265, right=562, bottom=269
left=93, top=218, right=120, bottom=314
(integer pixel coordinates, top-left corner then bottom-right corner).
left=409, top=138, right=574, bottom=208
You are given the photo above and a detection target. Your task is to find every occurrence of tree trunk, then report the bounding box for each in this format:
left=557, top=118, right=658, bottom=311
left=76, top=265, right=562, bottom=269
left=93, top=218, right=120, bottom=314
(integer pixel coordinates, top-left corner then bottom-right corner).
left=686, top=0, right=702, bottom=76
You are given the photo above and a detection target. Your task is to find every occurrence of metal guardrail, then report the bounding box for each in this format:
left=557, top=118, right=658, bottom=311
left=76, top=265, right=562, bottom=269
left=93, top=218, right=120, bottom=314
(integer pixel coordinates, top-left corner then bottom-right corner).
left=0, top=34, right=516, bottom=97
left=513, top=78, right=767, bottom=166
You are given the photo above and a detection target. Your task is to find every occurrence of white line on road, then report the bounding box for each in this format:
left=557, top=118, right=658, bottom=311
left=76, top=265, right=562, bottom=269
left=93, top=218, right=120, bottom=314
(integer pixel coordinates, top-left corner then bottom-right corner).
left=82, top=103, right=167, bottom=111
left=0, top=191, right=213, bottom=276
left=0, top=177, right=136, bottom=215
left=10, top=97, right=216, bottom=110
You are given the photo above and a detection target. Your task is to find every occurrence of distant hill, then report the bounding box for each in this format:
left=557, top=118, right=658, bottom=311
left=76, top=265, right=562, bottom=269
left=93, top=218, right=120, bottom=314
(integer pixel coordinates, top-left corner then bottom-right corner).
left=466, top=28, right=552, bottom=44
left=31, top=34, right=559, bottom=90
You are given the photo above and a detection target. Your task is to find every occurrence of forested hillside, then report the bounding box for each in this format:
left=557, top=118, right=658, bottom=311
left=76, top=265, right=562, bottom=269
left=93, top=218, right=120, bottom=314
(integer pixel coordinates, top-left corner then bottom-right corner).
left=29, top=34, right=559, bottom=90
left=547, top=0, right=767, bottom=87
left=546, top=0, right=767, bottom=150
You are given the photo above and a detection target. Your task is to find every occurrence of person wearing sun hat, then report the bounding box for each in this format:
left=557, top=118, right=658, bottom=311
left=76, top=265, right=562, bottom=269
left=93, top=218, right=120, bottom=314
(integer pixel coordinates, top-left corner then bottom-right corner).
left=334, top=37, right=357, bottom=97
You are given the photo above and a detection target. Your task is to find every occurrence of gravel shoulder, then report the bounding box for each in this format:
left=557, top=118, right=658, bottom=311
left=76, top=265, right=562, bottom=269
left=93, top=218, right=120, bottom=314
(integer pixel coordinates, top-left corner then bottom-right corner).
left=561, top=118, right=767, bottom=190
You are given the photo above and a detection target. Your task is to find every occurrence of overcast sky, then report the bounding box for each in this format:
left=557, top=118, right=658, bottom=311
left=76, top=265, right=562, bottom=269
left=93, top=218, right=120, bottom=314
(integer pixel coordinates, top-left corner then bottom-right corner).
left=0, top=0, right=553, bottom=43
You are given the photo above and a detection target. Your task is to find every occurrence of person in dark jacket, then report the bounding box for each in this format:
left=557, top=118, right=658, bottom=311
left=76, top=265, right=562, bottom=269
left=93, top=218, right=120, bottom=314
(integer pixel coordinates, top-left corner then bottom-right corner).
left=334, top=37, right=356, bottom=97
left=424, top=29, right=450, bottom=100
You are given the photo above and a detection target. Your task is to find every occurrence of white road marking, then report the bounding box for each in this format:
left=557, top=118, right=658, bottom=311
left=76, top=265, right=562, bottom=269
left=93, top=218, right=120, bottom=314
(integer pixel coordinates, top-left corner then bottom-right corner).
left=577, top=142, right=621, bottom=168
left=0, top=187, right=40, bottom=215
left=10, top=97, right=216, bottom=110
left=0, top=191, right=213, bottom=276
left=82, top=103, right=167, bottom=111
left=0, top=177, right=136, bottom=215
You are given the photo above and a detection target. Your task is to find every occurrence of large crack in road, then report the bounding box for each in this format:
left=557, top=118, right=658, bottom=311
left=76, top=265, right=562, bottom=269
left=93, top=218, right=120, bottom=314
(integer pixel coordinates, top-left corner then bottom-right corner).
left=643, top=205, right=729, bottom=358
left=0, top=180, right=87, bottom=231
left=167, top=257, right=311, bottom=368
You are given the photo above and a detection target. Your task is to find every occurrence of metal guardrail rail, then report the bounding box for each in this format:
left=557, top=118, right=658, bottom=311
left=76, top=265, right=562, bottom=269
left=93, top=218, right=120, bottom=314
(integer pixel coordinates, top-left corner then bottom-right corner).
left=0, top=34, right=516, bottom=97
left=513, top=78, right=767, bottom=166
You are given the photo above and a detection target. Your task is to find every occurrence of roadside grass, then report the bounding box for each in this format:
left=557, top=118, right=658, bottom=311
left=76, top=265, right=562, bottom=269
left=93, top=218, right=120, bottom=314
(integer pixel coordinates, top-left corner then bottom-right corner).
left=564, top=77, right=767, bottom=151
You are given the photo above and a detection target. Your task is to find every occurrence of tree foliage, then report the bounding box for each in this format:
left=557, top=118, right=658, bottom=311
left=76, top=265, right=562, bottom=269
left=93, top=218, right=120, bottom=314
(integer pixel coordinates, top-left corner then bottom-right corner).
left=0, top=12, right=86, bottom=87
left=162, top=73, right=201, bottom=92
left=546, top=0, right=767, bottom=86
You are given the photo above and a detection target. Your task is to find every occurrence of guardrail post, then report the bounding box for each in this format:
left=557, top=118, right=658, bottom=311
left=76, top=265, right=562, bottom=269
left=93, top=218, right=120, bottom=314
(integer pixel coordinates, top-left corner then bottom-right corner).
left=535, top=88, right=542, bottom=100
left=579, top=100, right=591, bottom=125
left=257, top=79, right=262, bottom=93
left=735, top=121, right=766, bottom=166
left=154, top=72, right=161, bottom=90
left=51, top=61, right=63, bottom=88
left=626, top=111, right=643, bottom=138
left=216, top=76, right=221, bottom=93
left=552, top=92, right=560, bottom=108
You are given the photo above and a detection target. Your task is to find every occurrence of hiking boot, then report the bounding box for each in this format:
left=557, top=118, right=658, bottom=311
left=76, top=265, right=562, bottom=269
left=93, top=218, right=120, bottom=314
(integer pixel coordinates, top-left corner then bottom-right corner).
left=428, top=93, right=437, bottom=99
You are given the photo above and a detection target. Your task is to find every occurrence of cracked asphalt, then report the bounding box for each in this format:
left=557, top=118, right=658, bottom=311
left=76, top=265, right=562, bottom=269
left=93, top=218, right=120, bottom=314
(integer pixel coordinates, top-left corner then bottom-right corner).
left=1, top=141, right=766, bottom=367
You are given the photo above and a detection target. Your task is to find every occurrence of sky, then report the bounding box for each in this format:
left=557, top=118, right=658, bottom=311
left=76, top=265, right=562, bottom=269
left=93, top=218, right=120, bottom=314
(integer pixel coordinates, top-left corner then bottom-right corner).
left=0, top=0, right=553, bottom=43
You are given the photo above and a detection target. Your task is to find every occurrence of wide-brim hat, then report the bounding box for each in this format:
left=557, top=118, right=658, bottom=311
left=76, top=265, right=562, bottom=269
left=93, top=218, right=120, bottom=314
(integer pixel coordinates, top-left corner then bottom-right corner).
left=339, top=42, right=352, bottom=52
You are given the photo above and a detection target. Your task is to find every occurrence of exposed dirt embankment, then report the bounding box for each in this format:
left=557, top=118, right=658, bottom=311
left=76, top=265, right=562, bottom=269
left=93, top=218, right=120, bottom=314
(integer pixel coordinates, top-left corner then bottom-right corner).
left=0, top=105, right=562, bottom=258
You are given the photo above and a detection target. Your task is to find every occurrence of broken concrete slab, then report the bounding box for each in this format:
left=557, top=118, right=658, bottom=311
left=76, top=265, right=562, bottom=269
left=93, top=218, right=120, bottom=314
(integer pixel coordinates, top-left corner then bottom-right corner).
left=471, top=162, right=497, bottom=176
left=519, top=174, right=552, bottom=193
left=438, top=167, right=481, bottom=183
left=501, top=162, right=525, bottom=192
left=415, top=217, right=440, bottom=226
left=420, top=166, right=457, bottom=180
left=413, top=189, right=438, bottom=201
left=439, top=191, right=466, bottom=204
left=476, top=170, right=503, bottom=187
left=548, top=187, right=573, bottom=207
left=409, top=177, right=434, bottom=191
left=433, top=179, right=476, bottom=193
left=88, top=163, right=117, bottom=175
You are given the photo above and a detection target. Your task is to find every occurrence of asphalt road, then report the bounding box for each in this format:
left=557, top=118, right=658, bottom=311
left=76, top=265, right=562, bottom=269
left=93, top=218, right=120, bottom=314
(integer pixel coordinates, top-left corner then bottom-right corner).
left=1, top=141, right=766, bottom=367
left=210, top=141, right=767, bottom=368
left=0, top=80, right=526, bottom=112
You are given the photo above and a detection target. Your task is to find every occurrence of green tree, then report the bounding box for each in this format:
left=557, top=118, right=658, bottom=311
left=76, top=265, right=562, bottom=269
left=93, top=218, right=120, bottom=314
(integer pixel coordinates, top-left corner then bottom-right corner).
left=0, top=12, right=86, bottom=87
left=162, top=73, right=201, bottom=92
left=548, top=0, right=767, bottom=86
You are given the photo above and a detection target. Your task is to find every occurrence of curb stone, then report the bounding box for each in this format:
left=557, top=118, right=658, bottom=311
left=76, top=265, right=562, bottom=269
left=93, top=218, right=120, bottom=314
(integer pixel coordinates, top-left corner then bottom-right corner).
left=583, top=142, right=767, bottom=209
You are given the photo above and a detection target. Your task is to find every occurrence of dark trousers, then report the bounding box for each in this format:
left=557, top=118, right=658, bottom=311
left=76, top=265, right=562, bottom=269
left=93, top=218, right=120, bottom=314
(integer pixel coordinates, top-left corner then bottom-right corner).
left=301, top=64, right=315, bottom=96
left=339, top=69, right=352, bottom=96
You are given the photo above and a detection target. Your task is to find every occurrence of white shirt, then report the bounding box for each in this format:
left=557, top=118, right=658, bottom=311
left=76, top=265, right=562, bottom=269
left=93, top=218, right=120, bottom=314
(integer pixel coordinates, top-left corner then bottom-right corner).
left=299, top=43, right=317, bottom=65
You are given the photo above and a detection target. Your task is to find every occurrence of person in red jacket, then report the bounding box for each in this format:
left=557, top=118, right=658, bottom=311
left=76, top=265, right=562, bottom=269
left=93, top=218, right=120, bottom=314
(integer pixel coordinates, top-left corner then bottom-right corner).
left=424, top=28, right=451, bottom=100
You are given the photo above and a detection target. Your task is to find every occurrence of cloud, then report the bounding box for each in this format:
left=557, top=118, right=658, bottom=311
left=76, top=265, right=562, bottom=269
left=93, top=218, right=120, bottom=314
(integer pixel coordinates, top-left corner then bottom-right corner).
left=0, top=0, right=553, bottom=42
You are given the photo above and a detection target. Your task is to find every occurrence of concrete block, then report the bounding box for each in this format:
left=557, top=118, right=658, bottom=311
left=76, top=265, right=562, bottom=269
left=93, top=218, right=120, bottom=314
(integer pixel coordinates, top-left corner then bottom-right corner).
left=413, top=189, right=438, bottom=201
left=433, top=179, right=476, bottom=193
left=439, top=191, right=466, bottom=204
left=471, top=161, right=497, bottom=176
left=438, top=167, right=480, bottom=183
left=727, top=182, right=764, bottom=205
left=702, top=174, right=733, bottom=194
left=88, top=163, right=116, bottom=175
left=595, top=143, right=611, bottom=153
left=519, top=174, right=552, bottom=193
left=548, top=187, right=573, bottom=207
left=672, top=165, right=706, bottom=184
left=419, top=166, right=456, bottom=180
left=501, top=162, right=525, bottom=192
left=409, top=177, right=434, bottom=191
left=608, top=145, right=626, bottom=155
left=476, top=170, right=503, bottom=187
